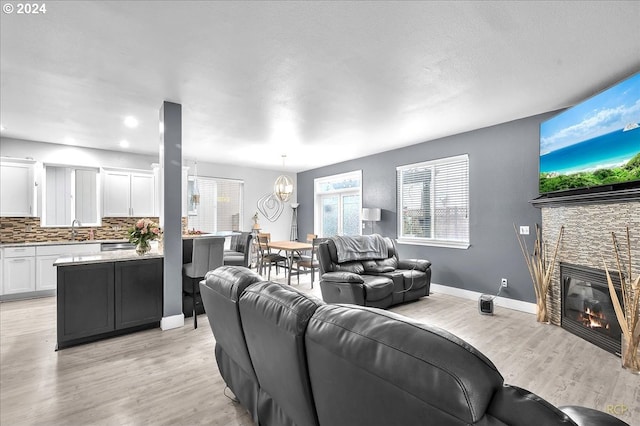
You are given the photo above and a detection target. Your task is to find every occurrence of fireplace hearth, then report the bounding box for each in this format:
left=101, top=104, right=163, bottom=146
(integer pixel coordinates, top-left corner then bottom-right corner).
left=561, top=263, right=623, bottom=356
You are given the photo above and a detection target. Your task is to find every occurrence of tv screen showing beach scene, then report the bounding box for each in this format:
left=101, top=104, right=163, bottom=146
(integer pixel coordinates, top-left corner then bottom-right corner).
left=539, top=72, right=640, bottom=194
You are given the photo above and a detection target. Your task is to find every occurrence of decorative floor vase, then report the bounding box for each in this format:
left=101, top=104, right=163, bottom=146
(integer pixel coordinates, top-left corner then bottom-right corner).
left=136, top=241, right=151, bottom=256
left=621, top=335, right=640, bottom=374
left=536, top=298, right=550, bottom=323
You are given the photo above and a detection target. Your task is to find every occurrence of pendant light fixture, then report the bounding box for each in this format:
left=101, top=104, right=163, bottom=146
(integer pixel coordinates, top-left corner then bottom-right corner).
left=274, top=155, right=294, bottom=202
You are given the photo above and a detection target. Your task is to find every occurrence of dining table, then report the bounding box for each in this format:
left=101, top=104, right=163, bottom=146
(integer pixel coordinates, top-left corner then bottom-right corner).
left=267, top=240, right=313, bottom=285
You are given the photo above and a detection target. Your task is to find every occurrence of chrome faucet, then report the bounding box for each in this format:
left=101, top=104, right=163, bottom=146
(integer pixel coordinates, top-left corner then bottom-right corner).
left=71, top=219, right=81, bottom=240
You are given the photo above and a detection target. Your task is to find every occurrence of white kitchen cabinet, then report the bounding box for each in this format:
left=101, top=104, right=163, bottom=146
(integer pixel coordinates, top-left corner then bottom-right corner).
left=103, top=168, right=155, bottom=217
left=2, top=246, right=36, bottom=294
left=0, top=158, right=37, bottom=217
left=1, top=243, right=102, bottom=297
left=36, top=254, right=61, bottom=291
left=35, top=244, right=101, bottom=291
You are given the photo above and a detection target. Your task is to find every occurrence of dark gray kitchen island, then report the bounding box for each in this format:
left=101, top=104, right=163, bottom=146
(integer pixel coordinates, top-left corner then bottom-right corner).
left=55, top=250, right=163, bottom=349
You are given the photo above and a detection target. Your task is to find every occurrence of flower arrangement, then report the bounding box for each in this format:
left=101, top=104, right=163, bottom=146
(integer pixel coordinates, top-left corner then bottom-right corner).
left=128, top=218, right=160, bottom=255
left=603, top=227, right=640, bottom=373
left=515, top=223, right=564, bottom=323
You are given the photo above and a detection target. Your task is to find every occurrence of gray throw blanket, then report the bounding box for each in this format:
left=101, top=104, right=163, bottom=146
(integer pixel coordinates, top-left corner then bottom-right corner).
left=333, top=234, right=388, bottom=263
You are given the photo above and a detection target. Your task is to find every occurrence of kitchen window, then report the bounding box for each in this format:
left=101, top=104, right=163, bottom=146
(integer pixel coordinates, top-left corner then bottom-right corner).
left=187, top=176, right=243, bottom=233
left=42, top=165, right=100, bottom=226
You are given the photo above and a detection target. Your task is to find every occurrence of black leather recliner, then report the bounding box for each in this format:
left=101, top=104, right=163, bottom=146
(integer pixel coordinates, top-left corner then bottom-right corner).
left=201, top=266, right=629, bottom=426
left=317, top=235, right=431, bottom=308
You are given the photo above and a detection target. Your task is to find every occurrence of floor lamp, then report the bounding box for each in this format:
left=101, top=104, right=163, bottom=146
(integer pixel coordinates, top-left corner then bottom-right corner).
left=290, top=203, right=299, bottom=241
left=361, top=208, right=381, bottom=234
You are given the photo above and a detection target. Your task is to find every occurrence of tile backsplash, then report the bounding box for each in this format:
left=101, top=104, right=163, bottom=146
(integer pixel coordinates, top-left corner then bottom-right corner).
left=0, top=217, right=170, bottom=243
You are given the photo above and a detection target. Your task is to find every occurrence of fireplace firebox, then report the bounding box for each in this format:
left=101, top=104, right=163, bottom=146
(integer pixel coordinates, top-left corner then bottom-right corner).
left=561, top=263, right=622, bottom=356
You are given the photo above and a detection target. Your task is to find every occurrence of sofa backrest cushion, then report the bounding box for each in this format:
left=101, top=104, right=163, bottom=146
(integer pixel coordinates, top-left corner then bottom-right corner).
left=362, top=258, right=398, bottom=273
left=239, top=281, right=324, bottom=426
left=319, top=236, right=401, bottom=276
left=201, top=266, right=265, bottom=380
left=236, top=231, right=252, bottom=254
left=305, top=304, right=505, bottom=425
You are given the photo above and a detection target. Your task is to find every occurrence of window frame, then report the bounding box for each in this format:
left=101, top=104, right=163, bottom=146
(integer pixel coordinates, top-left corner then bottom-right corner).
left=396, top=154, right=469, bottom=249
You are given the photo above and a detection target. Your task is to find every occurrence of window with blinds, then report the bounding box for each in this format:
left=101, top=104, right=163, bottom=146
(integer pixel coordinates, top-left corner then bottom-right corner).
left=397, top=154, right=469, bottom=248
left=187, top=176, right=243, bottom=233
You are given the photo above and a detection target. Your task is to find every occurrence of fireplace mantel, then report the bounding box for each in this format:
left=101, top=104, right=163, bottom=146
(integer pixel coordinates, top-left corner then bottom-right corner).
left=531, top=188, right=640, bottom=208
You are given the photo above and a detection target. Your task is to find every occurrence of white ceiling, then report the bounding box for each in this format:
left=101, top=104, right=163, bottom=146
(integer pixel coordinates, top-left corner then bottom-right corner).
left=1, top=1, right=639, bottom=172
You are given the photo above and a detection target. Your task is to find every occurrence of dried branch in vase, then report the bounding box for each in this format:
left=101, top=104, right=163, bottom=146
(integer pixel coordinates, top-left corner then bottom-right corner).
left=603, top=227, right=640, bottom=374
left=514, top=224, right=564, bottom=323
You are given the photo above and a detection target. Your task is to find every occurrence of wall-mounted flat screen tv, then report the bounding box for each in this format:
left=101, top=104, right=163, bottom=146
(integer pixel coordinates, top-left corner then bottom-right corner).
left=539, top=72, right=640, bottom=195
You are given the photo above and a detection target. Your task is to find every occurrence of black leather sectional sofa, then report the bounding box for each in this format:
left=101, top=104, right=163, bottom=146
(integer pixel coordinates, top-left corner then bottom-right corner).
left=200, top=265, right=628, bottom=426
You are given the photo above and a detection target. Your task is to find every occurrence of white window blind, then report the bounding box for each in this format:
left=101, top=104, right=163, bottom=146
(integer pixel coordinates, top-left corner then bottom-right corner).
left=187, top=176, right=243, bottom=233
left=397, top=154, right=469, bottom=248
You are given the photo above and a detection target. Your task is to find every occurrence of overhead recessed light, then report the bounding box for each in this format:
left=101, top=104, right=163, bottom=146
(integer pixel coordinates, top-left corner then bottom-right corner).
left=124, top=116, right=138, bottom=128
left=120, top=139, right=130, bottom=148
left=0, top=124, right=5, bottom=132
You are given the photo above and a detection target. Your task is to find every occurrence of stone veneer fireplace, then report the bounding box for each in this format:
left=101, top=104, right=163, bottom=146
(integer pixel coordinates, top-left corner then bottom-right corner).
left=539, top=200, right=639, bottom=348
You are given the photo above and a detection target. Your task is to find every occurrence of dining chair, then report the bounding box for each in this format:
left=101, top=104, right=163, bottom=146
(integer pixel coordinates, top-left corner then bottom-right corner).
left=183, top=236, right=225, bottom=328
left=298, top=233, right=317, bottom=261
left=256, top=235, right=288, bottom=280
left=296, top=237, right=328, bottom=288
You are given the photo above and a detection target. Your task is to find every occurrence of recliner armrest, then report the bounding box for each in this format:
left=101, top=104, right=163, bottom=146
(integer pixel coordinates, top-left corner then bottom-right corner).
left=321, top=271, right=364, bottom=284
left=559, top=406, right=630, bottom=426
left=398, top=259, right=431, bottom=272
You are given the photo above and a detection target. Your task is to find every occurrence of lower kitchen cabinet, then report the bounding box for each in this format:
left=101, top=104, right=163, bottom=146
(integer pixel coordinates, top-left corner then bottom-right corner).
left=57, top=258, right=163, bottom=349
left=115, top=259, right=163, bottom=329
left=2, top=246, right=36, bottom=295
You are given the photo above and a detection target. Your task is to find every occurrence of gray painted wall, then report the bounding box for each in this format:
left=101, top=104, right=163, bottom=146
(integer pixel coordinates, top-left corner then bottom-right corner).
left=297, top=112, right=556, bottom=303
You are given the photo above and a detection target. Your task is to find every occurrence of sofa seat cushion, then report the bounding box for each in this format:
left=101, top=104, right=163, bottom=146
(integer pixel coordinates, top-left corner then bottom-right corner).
left=361, top=275, right=394, bottom=301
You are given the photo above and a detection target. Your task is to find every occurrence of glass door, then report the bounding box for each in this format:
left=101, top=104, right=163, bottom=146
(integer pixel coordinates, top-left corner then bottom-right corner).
left=319, top=192, right=360, bottom=237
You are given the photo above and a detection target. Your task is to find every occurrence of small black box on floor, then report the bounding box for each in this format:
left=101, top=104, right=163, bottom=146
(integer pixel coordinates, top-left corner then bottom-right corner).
left=478, top=294, right=494, bottom=315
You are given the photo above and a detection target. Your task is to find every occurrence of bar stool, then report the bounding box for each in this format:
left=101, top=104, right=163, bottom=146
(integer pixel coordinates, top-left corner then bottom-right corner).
left=183, top=236, right=225, bottom=328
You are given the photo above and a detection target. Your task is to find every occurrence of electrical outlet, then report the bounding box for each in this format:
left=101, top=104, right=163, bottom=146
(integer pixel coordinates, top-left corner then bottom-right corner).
left=519, top=226, right=530, bottom=235
left=501, top=278, right=508, bottom=288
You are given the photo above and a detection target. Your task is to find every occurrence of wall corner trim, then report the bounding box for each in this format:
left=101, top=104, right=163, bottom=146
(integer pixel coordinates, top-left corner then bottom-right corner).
left=161, top=314, right=185, bottom=330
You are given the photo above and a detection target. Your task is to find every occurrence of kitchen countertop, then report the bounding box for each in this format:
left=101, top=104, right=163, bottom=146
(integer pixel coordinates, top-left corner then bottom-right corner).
left=54, top=249, right=163, bottom=266
left=0, top=239, right=128, bottom=248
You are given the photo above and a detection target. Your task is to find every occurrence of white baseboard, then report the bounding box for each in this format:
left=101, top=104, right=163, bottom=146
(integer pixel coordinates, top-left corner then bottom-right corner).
left=430, top=283, right=537, bottom=315
left=161, top=313, right=185, bottom=330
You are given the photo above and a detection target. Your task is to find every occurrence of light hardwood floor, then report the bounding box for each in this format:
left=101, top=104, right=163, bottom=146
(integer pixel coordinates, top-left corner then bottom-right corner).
left=1, top=272, right=638, bottom=425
